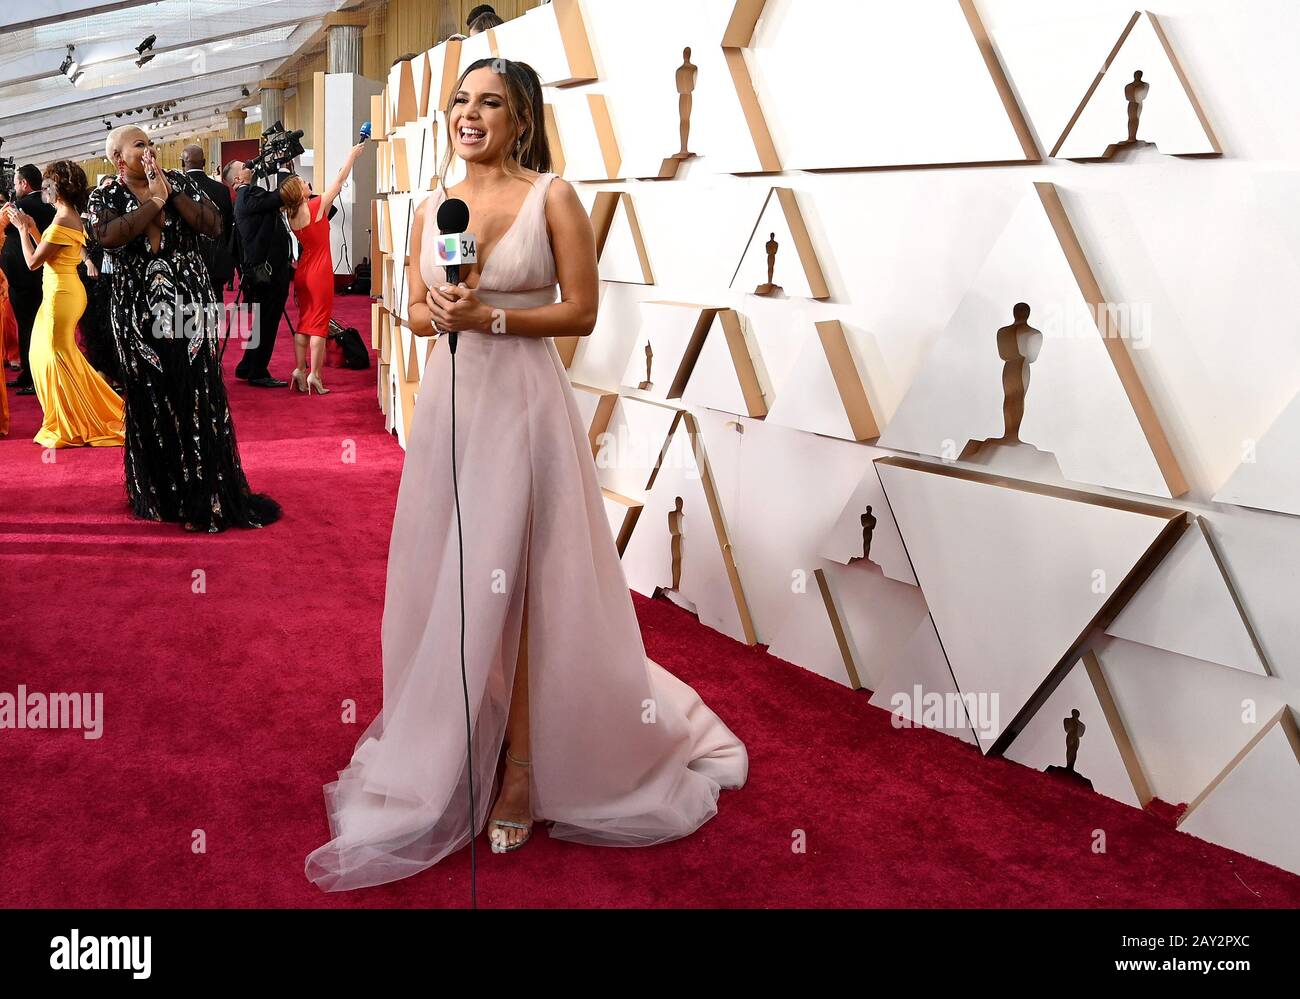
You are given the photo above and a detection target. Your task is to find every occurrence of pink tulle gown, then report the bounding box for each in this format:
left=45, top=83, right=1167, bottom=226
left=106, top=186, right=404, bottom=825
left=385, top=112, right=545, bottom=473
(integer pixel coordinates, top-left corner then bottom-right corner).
left=305, top=171, right=747, bottom=891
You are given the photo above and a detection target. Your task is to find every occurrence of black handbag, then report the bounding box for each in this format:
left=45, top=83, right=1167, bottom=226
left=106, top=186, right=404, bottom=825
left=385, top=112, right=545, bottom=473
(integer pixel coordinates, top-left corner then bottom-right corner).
left=329, top=320, right=371, bottom=369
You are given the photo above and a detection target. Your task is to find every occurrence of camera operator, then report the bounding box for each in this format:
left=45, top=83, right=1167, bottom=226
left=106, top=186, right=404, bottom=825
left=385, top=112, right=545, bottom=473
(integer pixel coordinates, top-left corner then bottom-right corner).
left=182, top=144, right=236, bottom=298
left=2, top=164, right=56, bottom=394
left=225, top=157, right=294, bottom=387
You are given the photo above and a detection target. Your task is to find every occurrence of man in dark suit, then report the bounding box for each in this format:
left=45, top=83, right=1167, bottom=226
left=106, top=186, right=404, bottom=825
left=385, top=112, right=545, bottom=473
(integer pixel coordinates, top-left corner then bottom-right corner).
left=226, top=159, right=292, bottom=387
left=181, top=144, right=237, bottom=297
left=3, top=164, right=56, bottom=394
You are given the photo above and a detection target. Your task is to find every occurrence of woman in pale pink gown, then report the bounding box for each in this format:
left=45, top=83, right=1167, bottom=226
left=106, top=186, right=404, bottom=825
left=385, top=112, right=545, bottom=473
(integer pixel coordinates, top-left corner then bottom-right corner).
left=305, top=58, right=747, bottom=891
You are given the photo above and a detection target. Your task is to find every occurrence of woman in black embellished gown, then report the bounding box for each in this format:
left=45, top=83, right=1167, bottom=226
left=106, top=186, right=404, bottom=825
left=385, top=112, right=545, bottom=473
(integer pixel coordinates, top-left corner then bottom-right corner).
left=86, top=126, right=280, bottom=532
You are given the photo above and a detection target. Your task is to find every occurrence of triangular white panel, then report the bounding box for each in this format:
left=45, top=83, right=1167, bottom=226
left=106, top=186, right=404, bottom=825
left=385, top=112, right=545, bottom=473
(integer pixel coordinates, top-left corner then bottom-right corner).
left=747, top=0, right=1033, bottom=170
left=1055, top=12, right=1219, bottom=160
left=594, top=396, right=680, bottom=500
left=879, top=188, right=1172, bottom=497
left=1213, top=391, right=1300, bottom=519
left=457, top=30, right=494, bottom=71
left=620, top=302, right=712, bottom=400
left=1005, top=655, right=1149, bottom=807
left=730, top=188, right=826, bottom=299
left=818, top=457, right=917, bottom=586
left=621, top=416, right=751, bottom=644
left=1107, top=517, right=1268, bottom=676
left=681, top=312, right=764, bottom=418
left=492, top=0, right=596, bottom=87
left=876, top=457, right=1182, bottom=753
left=549, top=90, right=615, bottom=181
left=1179, top=711, right=1300, bottom=878
left=868, top=614, right=978, bottom=746
left=599, top=195, right=653, bottom=284
left=764, top=326, right=866, bottom=442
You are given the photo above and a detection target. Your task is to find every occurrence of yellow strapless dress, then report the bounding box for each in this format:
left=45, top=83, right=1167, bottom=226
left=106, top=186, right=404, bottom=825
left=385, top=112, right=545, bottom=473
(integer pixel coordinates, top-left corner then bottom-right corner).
left=29, top=222, right=124, bottom=449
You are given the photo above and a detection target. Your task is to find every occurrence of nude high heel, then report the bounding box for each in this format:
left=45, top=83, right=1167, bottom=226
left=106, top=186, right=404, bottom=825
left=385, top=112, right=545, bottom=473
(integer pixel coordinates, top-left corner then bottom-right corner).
left=289, top=369, right=307, bottom=393
left=305, top=372, right=331, bottom=395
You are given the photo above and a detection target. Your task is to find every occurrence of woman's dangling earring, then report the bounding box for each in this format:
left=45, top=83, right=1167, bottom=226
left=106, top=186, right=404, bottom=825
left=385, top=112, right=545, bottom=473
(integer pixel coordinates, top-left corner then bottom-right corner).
left=117, top=159, right=126, bottom=185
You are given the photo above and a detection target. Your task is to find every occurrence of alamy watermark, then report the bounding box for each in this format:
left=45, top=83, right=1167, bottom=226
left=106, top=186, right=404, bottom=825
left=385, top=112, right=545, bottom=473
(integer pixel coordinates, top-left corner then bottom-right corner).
left=0, top=685, right=103, bottom=740
left=148, top=297, right=261, bottom=351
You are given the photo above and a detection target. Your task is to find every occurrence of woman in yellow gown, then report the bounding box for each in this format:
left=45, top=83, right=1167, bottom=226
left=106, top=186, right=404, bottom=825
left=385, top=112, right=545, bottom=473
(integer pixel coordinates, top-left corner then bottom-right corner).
left=3, top=161, right=123, bottom=449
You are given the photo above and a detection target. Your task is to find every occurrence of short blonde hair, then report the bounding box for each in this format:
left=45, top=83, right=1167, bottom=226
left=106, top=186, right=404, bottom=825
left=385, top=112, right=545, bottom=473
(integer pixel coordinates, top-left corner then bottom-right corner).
left=105, top=125, right=147, bottom=164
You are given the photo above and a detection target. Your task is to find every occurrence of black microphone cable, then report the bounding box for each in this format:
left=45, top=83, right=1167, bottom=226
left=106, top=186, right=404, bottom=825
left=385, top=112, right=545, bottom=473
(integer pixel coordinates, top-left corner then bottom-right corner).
left=445, top=318, right=475, bottom=910
left=434, top=194, right=476, bottom=908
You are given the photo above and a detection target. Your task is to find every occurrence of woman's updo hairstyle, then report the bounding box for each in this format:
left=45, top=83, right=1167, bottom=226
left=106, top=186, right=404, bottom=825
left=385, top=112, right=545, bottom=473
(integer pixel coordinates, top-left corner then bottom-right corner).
left=467, top=4, right=504, bottom=32
left=43, top=160, right=90, bottom=213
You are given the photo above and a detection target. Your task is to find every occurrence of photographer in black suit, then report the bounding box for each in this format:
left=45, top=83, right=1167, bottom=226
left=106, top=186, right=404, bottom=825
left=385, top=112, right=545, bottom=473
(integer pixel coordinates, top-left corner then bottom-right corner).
left=181, top=144, right=237, bottom=297
left=2, top=164, right=56, bottom=394
left=226, top=159, right=293, bottom=387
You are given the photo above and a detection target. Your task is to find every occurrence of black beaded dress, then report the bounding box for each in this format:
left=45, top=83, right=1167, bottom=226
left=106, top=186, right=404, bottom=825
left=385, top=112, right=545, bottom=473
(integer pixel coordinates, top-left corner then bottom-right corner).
left=86, top=170, right=280, bottom=532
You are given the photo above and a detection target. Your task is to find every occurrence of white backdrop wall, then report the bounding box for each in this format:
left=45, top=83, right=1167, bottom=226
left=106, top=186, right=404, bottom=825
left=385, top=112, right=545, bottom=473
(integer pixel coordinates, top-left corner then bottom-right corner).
left=376, top=0, right=1300, bottom=877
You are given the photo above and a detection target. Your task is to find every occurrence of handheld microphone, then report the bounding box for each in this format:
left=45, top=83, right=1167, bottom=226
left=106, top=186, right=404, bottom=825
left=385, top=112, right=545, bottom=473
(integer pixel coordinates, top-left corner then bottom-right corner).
left=435, top=197, right=477, bottom=355
left=359, top=120, right=372, bottom=142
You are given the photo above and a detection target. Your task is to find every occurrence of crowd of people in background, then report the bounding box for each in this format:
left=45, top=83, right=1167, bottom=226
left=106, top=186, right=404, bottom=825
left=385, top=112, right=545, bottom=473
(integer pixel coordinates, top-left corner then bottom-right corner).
left=1, top=2, right=511, bottom=524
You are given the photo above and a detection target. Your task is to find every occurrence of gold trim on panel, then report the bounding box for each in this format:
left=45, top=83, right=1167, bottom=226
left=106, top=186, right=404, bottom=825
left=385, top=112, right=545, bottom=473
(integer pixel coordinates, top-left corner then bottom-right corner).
left=723, top=0, right=766, bottom=48
left=1051, top=11, right=1220, bottom=160
left=1083, top=650, right=1154, bottom=807
left=601, top=488, right=644, bottom=556
left=723, top=48, right=782, bottom=173
left=718, top=309, right=767, bottom=418
left=680, top=410, right=758, bottom=645
left=571, top=381, right=619, bottom=456
left=1178, top=708, right=1300, bottom=826
left=553, top=0, right=599, bottom=86
left=554, top=335, right=581, bottom=368
left=587, top=94, right=621, bottom=179
left=958, top=0, right=1040, bottom=162
left=396, top=57, right=418, bottom=126
left=813, top=567, right=864, bottom=690
left=1035, top=181, right=1188, bottom=496
left=590, top=191, right=654, bottom=284
left=312, top=70, right=326, bottom=178
left=816, top=319, right=877, bottom=440
left=543, top=103, right=565, bottom=176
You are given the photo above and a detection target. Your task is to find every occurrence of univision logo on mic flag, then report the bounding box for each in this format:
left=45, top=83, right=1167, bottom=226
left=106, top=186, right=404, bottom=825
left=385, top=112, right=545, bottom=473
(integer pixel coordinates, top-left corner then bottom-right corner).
left=436, top=234, right=478, bottom=266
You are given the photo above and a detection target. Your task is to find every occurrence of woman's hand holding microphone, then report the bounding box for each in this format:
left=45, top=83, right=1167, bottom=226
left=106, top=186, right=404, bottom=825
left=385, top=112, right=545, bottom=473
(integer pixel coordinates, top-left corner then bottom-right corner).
left=425, top=282, right=493, bottom=336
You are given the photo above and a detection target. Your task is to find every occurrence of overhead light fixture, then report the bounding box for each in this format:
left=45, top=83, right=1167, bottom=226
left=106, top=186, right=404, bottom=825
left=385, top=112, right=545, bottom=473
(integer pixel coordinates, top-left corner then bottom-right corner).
left=136, top=34, right=156, bottom=55
left=71, top=70, right=85, bottom=87
left=136, top=52, right=156, bottom=68
left=59, top=46, right=74, bottom=76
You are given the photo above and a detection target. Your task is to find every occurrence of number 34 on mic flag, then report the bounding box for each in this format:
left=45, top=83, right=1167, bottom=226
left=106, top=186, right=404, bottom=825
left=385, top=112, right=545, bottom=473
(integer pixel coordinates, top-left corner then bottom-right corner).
left=436, top=234, right=477, bottom=266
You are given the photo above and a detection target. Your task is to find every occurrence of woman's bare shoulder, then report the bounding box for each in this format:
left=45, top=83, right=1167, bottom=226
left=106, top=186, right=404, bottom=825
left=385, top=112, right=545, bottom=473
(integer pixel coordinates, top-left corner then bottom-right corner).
left=543, top=174, right=580, bottom=211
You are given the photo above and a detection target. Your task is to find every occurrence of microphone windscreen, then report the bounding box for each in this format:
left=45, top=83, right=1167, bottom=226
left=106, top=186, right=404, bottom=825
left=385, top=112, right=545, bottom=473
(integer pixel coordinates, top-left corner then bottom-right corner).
left=437, top=197, right=470, bottom=235
left=359, top=121, right=372, bottom=141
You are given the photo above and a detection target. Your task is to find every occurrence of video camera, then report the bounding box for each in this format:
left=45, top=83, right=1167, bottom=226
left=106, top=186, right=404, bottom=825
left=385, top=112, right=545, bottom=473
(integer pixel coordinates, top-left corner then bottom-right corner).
left=246, top=120, right=305, bottom=179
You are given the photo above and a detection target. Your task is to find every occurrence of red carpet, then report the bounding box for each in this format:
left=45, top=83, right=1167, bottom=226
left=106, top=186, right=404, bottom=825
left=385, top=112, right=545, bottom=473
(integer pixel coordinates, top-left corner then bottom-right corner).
left=2, top=295, right=1299, bottom=908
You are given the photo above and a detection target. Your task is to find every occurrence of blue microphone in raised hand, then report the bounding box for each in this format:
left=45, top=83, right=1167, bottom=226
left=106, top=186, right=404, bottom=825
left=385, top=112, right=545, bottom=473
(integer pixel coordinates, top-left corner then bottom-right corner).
left=359, top=120, right=372, bottom=142
left=435, top=198, right=477, bottom=355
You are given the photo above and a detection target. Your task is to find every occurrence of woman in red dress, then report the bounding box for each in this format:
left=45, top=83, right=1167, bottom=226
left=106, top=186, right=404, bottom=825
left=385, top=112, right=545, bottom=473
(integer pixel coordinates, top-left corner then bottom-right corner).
left=281, top=142, right=365, bottom=394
